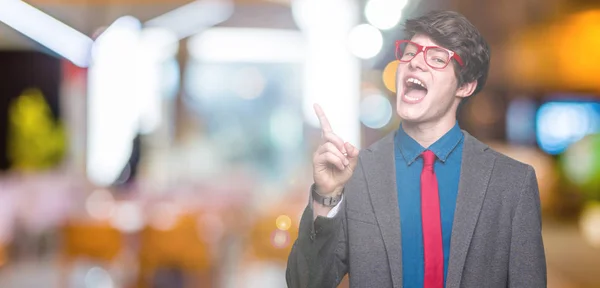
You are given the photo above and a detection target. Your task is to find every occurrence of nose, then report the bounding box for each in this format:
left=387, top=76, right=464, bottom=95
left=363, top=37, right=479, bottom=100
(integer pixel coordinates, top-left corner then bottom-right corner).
left=408, top=51, right=427, bottom=71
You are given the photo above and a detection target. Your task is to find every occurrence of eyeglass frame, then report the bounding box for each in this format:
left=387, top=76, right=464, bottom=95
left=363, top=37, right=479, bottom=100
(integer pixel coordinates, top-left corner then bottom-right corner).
left=395, top=40, right=464, bottom=69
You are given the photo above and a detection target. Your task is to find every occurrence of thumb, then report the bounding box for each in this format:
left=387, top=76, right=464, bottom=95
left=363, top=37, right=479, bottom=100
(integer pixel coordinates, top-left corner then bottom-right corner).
left=344, top=142, right=359, bottom=168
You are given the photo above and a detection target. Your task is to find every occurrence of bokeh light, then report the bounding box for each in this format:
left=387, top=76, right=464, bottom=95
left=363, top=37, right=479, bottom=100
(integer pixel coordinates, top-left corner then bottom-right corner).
left=562, top=134, right=600, bottom=199
left=109, top=201, right=144, bottom=233
left=365, top=0, right=407, bottom=30
left=556, top=10, right=600, bottom=91
left=563, top=136, right=596, bottom=186
left=536, top=102, right=600, bottom=155
left=580, top=202, right=600, bottom=248
left=85, top=189, right=115, bottom=220
left=270, top=229, right=290, bottom=249
left=348, top=24, right=383, bottom=59
left=84, top=266, right=114, bottom=288
left=148, top=202, right=180, bottom=231
left=275, top=215, right=292, bottom=231
left=360, top=93, right=393, bottom=129
left=382, top=60, right=399, bottom=93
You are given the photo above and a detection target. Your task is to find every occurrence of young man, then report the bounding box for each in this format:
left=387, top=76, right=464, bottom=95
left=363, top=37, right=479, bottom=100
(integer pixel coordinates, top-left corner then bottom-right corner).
left=286, top=10, right=546, bottom=288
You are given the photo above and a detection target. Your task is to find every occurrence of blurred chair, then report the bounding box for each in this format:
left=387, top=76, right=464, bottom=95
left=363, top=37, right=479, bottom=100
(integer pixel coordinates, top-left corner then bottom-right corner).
left=232, top=207, right=300, bottom=288
left=59, top=221, right=123, bottom=287
left=242, top=194, right=350, bottom=288
left=247, top=212, right=298, bottom=263
left=137, top=213, right=213, bottom=288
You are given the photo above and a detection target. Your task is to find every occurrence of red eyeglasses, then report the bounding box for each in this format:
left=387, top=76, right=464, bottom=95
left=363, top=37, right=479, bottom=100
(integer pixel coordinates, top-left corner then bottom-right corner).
left=395, top=40, right=464, bottom=69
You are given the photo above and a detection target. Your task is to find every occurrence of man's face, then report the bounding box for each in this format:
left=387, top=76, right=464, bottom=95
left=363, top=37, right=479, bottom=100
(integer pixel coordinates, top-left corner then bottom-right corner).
left=395, top=34, right=468, bottom=125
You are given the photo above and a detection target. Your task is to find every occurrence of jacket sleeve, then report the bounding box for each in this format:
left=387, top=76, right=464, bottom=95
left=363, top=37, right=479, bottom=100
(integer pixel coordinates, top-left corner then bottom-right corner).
left=508, top=166, right=547, bottom=287
left=286, top=184, right=349, bottom=288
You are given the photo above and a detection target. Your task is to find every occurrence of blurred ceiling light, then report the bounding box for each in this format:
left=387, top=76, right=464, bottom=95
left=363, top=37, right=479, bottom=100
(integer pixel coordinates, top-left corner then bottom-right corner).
left=87, top=16, right=142, bottom=187
left=136, top=28, right=178, bottom=135
left=188, top=28, right=305, bottom=63
left=293, top=0, right=360, bottom=146
left=348, top=24, right=383, bottom=59
left=138, top=27, right=179, bottom=61
left=360, top=92, right=393, bottom=129
left=88, top=16, right=179, bottom=187
left=292, top=0, right=356, bottom=32
left=365, top=0, right=407, bottom=30
left=145, top=0, right=233, bottom=40
left=0, top=0, right=93, bottom=67
left=92, top=16, right=141, bottom=62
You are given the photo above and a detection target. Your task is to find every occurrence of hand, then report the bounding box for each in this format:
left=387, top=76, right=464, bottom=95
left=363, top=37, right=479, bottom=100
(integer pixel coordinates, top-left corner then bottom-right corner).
left=312, top=104, right=359, bottom=196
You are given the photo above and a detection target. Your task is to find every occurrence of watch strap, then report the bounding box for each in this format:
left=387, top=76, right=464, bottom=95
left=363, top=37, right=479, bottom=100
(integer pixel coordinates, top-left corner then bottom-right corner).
left=311, top=184, right=343, bottom=207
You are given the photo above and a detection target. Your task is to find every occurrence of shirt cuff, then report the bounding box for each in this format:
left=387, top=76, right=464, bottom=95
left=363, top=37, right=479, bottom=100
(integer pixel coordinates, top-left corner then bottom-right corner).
left=326, top=195, right=344, bottom=218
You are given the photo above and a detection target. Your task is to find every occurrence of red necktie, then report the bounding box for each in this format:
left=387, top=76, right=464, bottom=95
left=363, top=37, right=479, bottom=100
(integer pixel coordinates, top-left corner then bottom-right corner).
left=421, top=150, right=444, bottom=288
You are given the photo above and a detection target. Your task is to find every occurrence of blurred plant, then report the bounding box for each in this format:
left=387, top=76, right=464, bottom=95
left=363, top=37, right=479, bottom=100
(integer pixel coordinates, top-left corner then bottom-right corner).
left=561, top=133, right=600, bottom=201
left=7, top=88, right=66, bottom=171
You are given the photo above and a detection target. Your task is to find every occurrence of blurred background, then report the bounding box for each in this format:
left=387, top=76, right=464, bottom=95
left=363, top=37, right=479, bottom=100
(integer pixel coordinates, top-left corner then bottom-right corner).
left=0, top=0, right=599, bottom=287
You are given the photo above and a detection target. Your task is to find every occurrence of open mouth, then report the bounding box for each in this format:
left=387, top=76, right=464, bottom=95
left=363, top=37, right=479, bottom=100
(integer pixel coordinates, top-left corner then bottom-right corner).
left=403, top=77, right=428, bottom=103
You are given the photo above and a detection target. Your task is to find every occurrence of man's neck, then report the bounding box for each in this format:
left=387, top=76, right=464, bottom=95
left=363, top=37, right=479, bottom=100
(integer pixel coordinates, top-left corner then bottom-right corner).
left=401, top=117, right=457, bottom=148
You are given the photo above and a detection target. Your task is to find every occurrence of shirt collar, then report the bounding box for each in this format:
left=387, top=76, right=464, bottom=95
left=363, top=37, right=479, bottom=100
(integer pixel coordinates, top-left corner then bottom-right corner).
left=394, top=121, right=464, bottom=165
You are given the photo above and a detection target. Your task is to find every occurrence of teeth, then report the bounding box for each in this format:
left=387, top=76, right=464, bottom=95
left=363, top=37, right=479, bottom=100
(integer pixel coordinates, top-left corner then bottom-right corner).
left=406, top=77, right=426, bottom=89
left=404, top=94, right=422, bottom=101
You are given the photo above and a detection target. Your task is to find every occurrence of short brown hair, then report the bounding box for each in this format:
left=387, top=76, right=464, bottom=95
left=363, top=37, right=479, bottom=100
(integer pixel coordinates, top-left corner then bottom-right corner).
left=403, top=10, right=490, bottom=96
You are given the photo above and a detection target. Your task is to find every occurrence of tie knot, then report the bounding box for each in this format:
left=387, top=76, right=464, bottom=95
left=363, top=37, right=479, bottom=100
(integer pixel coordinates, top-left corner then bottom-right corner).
left=422, top=150, right=436, bottom=167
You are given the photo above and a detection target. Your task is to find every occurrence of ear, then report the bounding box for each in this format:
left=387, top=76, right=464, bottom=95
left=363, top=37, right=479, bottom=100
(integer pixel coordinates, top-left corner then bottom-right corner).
left=456, top=80, right=477, bottom=98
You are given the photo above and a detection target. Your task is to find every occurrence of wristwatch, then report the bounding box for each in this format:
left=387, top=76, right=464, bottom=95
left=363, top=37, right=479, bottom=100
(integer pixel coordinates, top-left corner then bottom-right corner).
left=311, top=184, right=343, bottom=207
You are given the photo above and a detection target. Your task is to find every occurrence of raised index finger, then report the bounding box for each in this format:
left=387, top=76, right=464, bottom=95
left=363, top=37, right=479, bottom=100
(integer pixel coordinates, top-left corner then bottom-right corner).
left=313, top=103, right=333, bottom=133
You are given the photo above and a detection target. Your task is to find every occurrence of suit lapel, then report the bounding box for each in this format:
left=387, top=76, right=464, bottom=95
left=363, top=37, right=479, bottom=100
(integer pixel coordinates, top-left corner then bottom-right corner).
left=445, top=131, right=496, bottom=288
left=361, top=132, right=403, bottom=288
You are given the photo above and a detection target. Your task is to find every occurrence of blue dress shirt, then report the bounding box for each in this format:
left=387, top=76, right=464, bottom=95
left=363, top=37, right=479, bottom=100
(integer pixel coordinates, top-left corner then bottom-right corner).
left=394, top=122, right=464, bottom=288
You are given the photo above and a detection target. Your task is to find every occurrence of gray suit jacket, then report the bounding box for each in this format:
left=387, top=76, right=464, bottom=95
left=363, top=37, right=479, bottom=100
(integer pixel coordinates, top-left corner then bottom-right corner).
left=286, top=130, right=546, bottom=288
